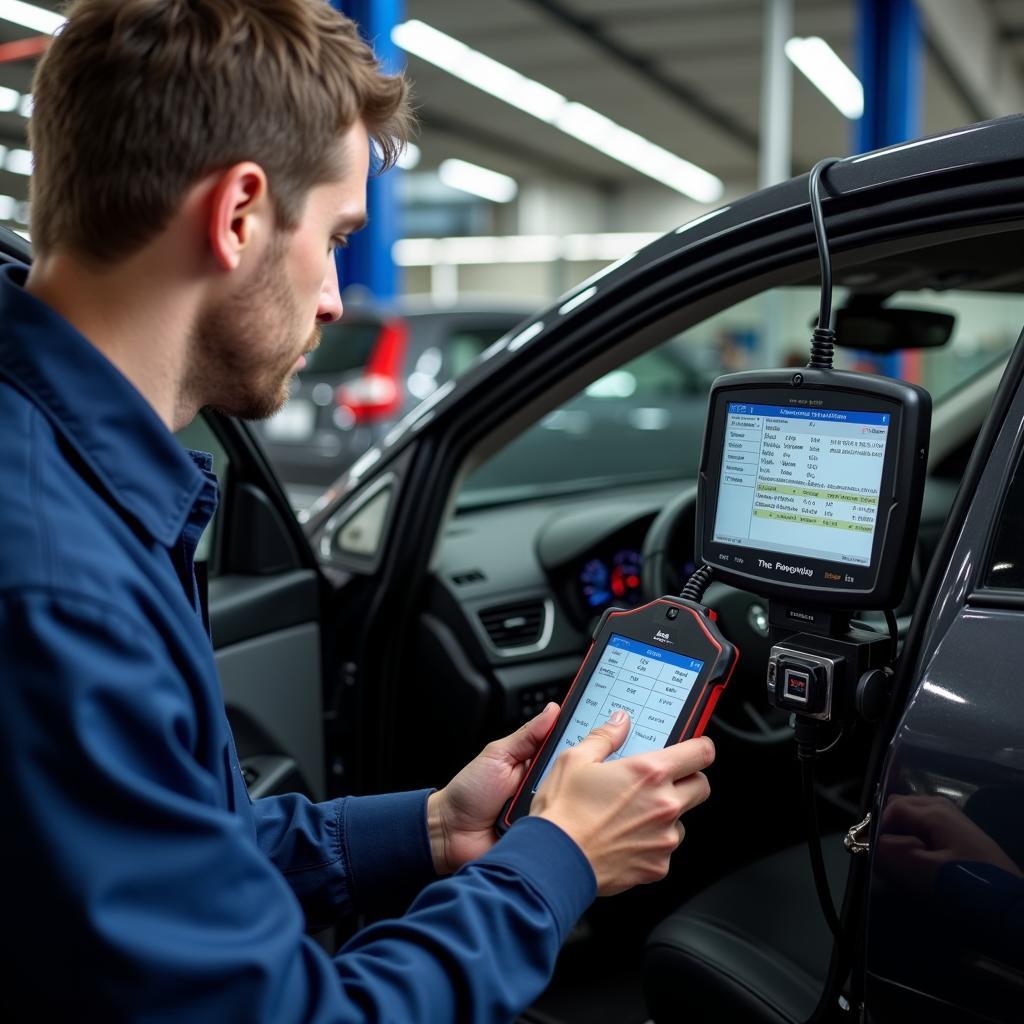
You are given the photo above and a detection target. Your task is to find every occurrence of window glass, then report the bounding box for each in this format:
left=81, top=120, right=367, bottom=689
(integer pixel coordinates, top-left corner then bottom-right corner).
left=303, top=321, right=380, bottom=375
left=984, top=448, right=1024, bottom=591
left=459, top=284, right=1024, bottom=507
left=175, top=415, right=228, bottom=567
left=445, top=327, right=514, bottom=378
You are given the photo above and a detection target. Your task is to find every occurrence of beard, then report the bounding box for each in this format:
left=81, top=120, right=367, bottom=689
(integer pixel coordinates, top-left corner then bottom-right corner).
left=188, top=234, right=320, bottom=421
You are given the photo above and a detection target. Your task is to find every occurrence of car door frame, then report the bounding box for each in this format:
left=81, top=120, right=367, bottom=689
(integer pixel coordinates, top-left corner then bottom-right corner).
left=308, top=120, right=1024, bottom=798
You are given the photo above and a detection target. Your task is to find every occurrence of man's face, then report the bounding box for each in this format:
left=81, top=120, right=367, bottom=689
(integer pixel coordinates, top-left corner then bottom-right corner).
left=194, top=122, right=370, bottom=420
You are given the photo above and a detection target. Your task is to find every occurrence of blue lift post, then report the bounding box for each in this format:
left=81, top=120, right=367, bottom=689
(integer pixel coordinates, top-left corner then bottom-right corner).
left=854, top=0, right=923, bottom=379
left=329, top=0, right=405, bottom=302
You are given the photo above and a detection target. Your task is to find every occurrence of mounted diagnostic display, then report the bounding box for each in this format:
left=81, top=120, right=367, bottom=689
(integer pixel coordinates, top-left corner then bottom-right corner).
left=696, top=367, right=930, bottom=608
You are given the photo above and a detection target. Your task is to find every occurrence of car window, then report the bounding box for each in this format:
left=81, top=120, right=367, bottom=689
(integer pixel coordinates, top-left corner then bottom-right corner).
left=983, top=446, right=1024, bottom=591
left=459, top=284, right=1024, bottom=507
left=175, top=415, right=229, bottom=570
left=445, top=327, right=515, bottom=378
left=303, top=320, right=381, bottom=375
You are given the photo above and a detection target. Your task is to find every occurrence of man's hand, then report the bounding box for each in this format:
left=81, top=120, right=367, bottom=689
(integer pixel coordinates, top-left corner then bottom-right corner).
left=531, top=710, right=714, bottom=896
left=876, top=794, right=1022, bottom=896
left=427, top=702, right=560, bottom=875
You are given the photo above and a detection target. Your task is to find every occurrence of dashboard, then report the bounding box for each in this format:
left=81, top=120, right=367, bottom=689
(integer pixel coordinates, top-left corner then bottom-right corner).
left=420, top=472, right=958, bottom=764
left=422, top=482, right=703, bottom=747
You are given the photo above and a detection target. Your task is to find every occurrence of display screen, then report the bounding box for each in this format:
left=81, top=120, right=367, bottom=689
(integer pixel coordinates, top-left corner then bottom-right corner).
left=712, top=402, right=890, bottom=567
left=534, top=634, right=704, bottom=791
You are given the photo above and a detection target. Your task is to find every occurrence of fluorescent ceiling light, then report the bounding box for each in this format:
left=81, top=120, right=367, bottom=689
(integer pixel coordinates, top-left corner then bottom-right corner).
left=5, top=147, right=32, bottom=175
left=397, top=140, right=421, bottom=171
left=392, top=19, right=723, bottom=203
left=438, top=158, right=517, bottom=203
left=18, top=93, right=32, bottom=118
left=0, top=194, right=28, bottom=225
left=393, top=20, right=565, bottom=123
left=785, top=36, right=863, bottom=120
left=0, top=86, right=19, bottom=113
left=393, top=231, right=660, bottom=267
left=0, top=0, right=66, bottom=34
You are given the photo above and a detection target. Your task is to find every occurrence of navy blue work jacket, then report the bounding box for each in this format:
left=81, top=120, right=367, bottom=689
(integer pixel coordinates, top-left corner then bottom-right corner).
left=0, top=262, right=595, bottom=1020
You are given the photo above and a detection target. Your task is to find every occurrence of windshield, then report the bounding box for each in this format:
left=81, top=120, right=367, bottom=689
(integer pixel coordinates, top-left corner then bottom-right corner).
left=459, top=285, right=1023, bottom=508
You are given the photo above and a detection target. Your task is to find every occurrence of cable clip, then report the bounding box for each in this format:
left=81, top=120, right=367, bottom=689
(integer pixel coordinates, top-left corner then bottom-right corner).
left=844, top=812, right=871, bottom=855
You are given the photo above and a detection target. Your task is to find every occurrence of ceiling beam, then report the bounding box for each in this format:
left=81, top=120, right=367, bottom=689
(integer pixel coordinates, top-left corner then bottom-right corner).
left=516, top=0, right=759, bottom=154
left=915, top=0, right=1024, bottom=120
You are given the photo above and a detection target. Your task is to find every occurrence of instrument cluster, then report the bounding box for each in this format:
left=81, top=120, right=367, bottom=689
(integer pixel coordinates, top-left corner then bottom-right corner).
left=578, top=548, right=644, bottom=611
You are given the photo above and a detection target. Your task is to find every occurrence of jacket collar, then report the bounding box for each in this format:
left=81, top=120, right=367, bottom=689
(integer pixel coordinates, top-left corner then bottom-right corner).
left=0, top=261, right=208, bottom=547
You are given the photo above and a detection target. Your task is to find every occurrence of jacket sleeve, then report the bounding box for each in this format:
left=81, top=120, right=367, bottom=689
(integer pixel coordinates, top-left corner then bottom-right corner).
left=1, top=589, right=596, bottom=1022
left=251, top=789, right=440, bottom=926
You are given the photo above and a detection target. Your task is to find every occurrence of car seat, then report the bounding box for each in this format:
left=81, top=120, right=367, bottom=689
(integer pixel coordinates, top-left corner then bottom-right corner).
left=643, top=836, right=848, bottom=1023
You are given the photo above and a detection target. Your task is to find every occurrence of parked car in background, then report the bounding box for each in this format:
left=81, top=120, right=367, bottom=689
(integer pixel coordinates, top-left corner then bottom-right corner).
left=254, top=297, right=533, bottom=507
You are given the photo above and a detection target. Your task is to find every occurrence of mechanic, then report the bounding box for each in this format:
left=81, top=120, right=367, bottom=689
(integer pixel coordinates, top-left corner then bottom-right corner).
left=0, top=2, right=715, bottom=1020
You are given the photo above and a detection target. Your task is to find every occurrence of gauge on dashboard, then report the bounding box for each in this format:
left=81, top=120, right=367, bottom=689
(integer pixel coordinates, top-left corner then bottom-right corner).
left=579, top=549, right=643, bottom=611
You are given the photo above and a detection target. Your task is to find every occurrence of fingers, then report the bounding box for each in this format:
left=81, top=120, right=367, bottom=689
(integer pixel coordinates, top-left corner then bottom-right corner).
left=673, top=770, right=712, bottom=812
left=574, top=709, right=631, bottom=763
left=880, top=794, right=956, bottom=837
left=644, top=735, right=715, bottom=782
left=491, top=702, right=560, bottom=764
left=877, top=833, right=927, bottom=857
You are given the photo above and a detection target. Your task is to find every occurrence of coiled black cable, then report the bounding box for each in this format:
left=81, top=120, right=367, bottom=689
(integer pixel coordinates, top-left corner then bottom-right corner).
left=680, top=564, right=714, bottom=602
left=807, top=158, right=841, bottom=370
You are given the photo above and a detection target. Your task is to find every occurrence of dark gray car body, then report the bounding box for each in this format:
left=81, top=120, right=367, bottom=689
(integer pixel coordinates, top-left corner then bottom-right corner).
left=867, top=324, right=1024, bottom=1021
left=303, top=114, right=1024, bottom=1021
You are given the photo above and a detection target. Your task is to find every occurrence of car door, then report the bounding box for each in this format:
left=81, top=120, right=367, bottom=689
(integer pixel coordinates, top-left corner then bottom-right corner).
left=174, top=409, right=328, bottom=802
left=304, top=120, right=1024, bottom=798
left=865, top=325, right=1024, bottom=1022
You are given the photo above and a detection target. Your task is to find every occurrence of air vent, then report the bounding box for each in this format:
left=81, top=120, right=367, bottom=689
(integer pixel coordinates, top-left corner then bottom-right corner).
left=479, top=600, right=547, bottom=650
left=451, top=569, right=486, bottom=587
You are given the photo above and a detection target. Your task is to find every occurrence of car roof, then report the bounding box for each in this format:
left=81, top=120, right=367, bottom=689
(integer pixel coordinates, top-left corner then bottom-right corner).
left=303, top=114, right=1024, bottom=532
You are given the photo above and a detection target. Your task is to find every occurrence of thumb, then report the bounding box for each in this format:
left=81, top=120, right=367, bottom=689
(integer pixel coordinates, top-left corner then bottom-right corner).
left=494, top=702, right=560, bottom=764
left=576, top=708, right=631, bottom=762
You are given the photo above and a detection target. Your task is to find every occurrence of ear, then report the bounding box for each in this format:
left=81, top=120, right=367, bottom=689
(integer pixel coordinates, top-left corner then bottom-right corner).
left=207, top=162, right=270, bottom=272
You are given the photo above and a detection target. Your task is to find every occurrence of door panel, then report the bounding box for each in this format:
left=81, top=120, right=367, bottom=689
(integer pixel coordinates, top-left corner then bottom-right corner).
left=217, top=621, right=324, bottom=801
left=209, top=571, right=319, bottom=648
left=176, top=413, right=327, bottom=802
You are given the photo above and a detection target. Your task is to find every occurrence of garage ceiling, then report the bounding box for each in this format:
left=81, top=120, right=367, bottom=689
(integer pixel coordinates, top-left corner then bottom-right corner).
left=0, top=0, right=1020, bottom=232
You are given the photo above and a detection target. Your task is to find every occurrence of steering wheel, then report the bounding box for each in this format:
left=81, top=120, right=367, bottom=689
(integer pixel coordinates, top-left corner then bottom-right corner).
left=640, top=487, right=792, bottom=744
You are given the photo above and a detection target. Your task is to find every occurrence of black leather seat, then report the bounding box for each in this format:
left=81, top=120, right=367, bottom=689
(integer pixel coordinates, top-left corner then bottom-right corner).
left=643, top=837, right=848, bottom=1023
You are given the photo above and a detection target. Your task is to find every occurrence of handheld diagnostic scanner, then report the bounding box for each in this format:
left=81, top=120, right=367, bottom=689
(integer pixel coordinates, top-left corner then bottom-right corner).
left=498, top=596, right=736, bottom=833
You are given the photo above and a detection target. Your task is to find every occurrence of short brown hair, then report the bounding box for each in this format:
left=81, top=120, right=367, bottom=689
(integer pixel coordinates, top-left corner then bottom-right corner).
left=29, top=0, right=411, bottom=262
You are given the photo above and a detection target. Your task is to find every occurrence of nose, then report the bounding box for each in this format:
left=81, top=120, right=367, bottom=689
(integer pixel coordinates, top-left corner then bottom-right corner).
left=317, top=260, right=343, bottom=325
